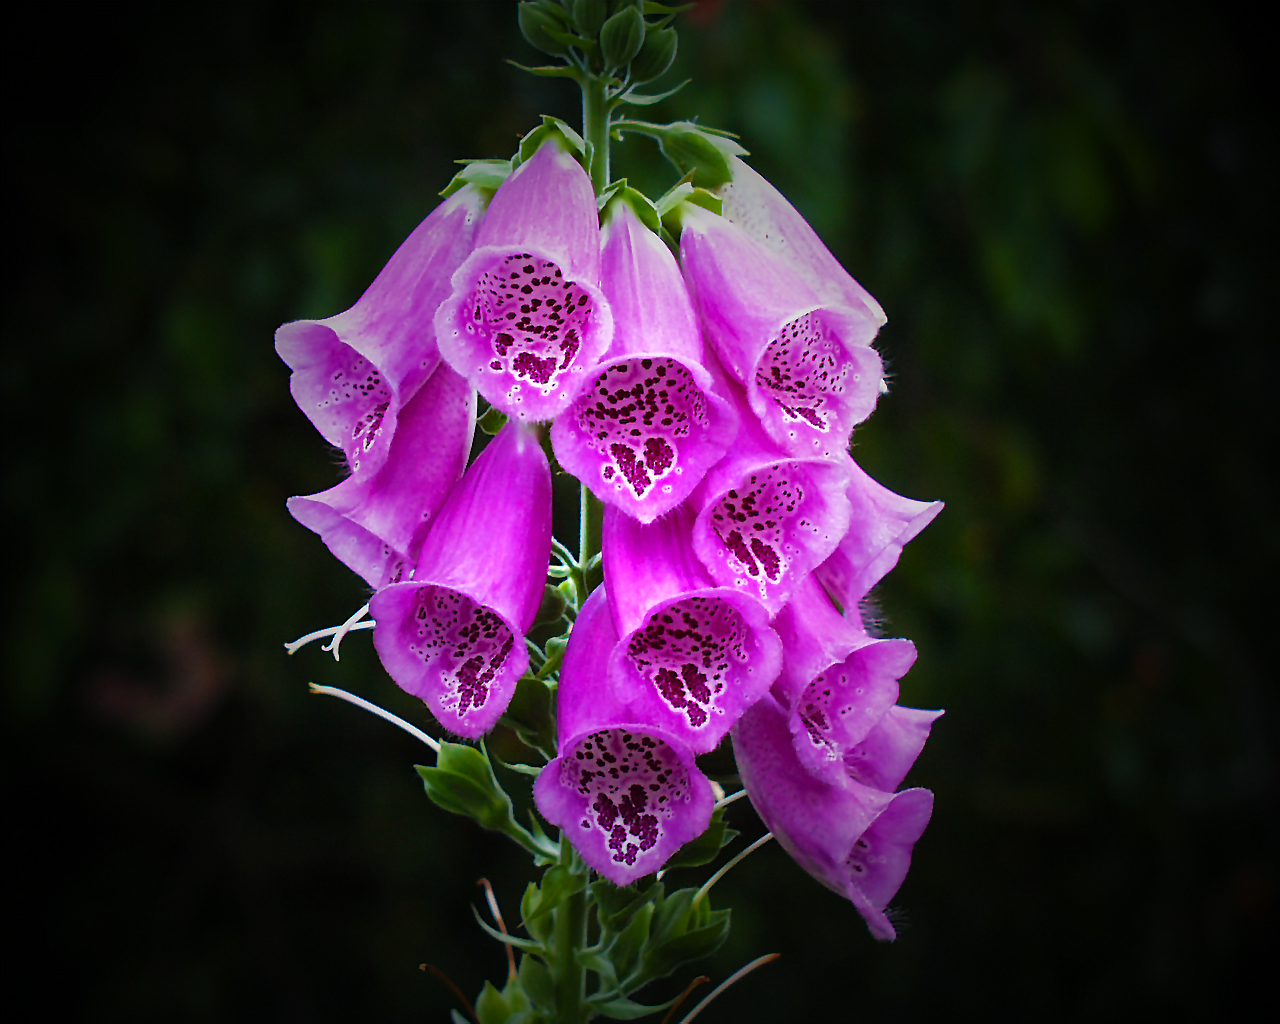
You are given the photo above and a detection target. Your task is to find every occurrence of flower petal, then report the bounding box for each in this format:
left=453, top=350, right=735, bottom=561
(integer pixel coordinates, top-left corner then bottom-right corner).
left=436, top=138, right=613, bottom=420
left=815, top=461, right=943, bottom=610
left=690, top=382, right=852, bottom=614
left=679, top=205, right=883, bottom=459
left=552, top=200, right=737, bottom=520
left=534, top=586, right=715, bottom=885
left=370, top=420, right=551, bottom=736
left=603, top=504, right=781, bottom=752
left=286, top=363, right=475, bottom=588
left=732, top=694, right=934, bottom=941
left=276, top=185, right=486, bottom=477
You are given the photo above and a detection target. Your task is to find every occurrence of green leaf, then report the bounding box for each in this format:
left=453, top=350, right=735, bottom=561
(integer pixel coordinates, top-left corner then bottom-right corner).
left=518, top=954, right=555, bottom=1010
left=594, top=995, right=672, bottom=1020
left=662, top=803, right=740, bottom=871
left=475, top=980, right=514, bottom=1024
left=612, top=79, right=689, bottom=107
left=498, top=675, right=558, bottom=759
left=605, top=901, right=654, bottom=982
left=506, top=59, right=584, bottom=80
left=417, top=742, right=517, bottom=833
left=522, top=864, right=588, bottom=930
left=591, top=877, right=664, bottom=933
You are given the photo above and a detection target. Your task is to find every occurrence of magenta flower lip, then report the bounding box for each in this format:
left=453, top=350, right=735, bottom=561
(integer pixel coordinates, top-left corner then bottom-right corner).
left=552, top=199, right=737, bottom=522
left=534, top=586, right=715, bottom=886
left=276, top=185, right=486, bottom=479
left=678, top=204, right=884, bottom=460
left=370, top=420, right=551, bottom=738
left=286, top=363, right=476, bottom=589
left=690, top=381, right=853, bottom=614
left=436, top=137, right=614, bottom=421
left=603, top=504, right=781, bottom=753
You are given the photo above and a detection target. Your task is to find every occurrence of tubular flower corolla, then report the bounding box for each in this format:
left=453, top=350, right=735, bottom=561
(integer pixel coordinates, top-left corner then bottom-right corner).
left=732, top=692, right=936, bottom=941
left=286, top=363, right=476, bottom=588
left=370, top=420, right=552, bottom=737
left=689, top=379, right=852, bottom=615
left=435, top=136, right=613, bottom=421
left=551, top=197, right=736, bottom=521
left=276, top=185, right=486, bottom=479
left=603, top=503, right=781, bottom=754
left=770, top=574, right=917, bottom=786
left=534, top=586, right=716, bottom=885
left=679, top=203, right=884, bottom=460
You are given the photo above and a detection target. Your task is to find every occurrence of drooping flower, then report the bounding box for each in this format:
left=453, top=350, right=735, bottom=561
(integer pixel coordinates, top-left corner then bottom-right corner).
left=551, top=195, right=736, bottom=521
left=370, top=420, right=551, bottom=737
left=534, top=585, right=715, bottom=885
left=603, top=502, right=781, bottom=753
left=814, top=459, right=944, bottom=614
left=689, top=379, right=852, bottom=614
left=435, top=135, right=613, bottom=421
left=276, top=184, right=487, bottom=479
left=770, top=574, right=917, bottom=785
left=715, top=155, right=887, bottom=328
left=286, top=363, right=475, bottom=588
left=677, top=203, right=884, bottom=460
left=732, top=692, right=935, bottom=941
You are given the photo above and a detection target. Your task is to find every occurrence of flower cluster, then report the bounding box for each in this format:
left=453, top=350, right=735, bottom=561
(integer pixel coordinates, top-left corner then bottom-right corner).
left=279, top=127, right=941, bottom=939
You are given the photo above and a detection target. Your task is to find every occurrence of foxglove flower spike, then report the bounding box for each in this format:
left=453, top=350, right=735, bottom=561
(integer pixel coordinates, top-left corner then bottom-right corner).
left=370, top=420, right=552, bottom=737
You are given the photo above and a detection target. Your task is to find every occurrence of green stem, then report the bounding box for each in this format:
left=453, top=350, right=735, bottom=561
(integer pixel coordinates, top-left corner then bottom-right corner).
left=551, top=844, right=590, bottom=1022
left=581, top=73, right=610, bottom=194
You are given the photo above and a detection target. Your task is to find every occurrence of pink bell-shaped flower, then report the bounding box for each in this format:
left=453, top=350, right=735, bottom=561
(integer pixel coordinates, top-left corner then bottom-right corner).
left=603, top=503, right=781, bottom=753
left=552, top=196, right=737, bottom=521
left=689, top=379, right=852, bottom=615
left=286, top=363, right=475, bottom=588
left=732, top=693, right=935, bottom=941
left=534, top=586, right=716, bottom=885
left=435, top=136, right=613, bottom=421
left=277, top=185, right=486, bottom=479
left=678, top=203, right=884, bottom=460
left=370, top=420, right=551, bottom=737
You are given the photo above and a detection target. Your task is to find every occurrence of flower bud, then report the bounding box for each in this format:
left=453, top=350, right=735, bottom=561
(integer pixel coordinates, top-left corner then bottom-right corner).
left=572, top=0, right=607, bottom=38
left=630, top=25, right=677, bottom=83
left=518, top=1, right=571, bottom=58
left=600, top=4, right=645, bottom=69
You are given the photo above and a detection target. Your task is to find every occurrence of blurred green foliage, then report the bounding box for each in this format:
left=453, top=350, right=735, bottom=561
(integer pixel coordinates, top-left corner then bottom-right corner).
left=6, top=2, right=1274, bottom=1021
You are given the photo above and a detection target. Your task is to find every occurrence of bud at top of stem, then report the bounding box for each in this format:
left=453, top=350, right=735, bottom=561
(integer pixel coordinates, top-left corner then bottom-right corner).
left=600, top=3, right=645, bottom=70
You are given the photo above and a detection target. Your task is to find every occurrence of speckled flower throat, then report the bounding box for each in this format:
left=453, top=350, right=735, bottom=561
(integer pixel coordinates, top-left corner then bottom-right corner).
left=406, top=585, right=514, bottom=721
left=757, top=311, right=853, bottom=432
left=565, top=729, right=691, bottom=869
left=471, top=253, right=595, bottom=403
left=577, top=358, right=709, bottom=498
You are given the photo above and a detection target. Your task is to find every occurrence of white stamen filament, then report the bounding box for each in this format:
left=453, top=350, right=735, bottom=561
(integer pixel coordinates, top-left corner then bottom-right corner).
left=284, top=614, right=374, bottom=656
left=320, top=602, right=373, bottom=661
left=308, top=683, right=440, bottom=754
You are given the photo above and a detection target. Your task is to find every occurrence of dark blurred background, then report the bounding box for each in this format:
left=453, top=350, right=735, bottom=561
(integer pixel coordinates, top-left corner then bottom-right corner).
left=7, top=2, right=1275, bottom=1020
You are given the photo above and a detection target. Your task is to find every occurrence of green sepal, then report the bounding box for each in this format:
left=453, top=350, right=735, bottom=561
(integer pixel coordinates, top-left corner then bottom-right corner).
left=518, top=1, right=573, bottom=57
left=417, top=742, right=516, bottom=831
left=497, top=675, right=558, bottom=760
left=536, top=634, right=569, bottom=680
left=440, top=157, right=512, bottom=198
left=642, top=2, right=694, bottom=15
left=545, top=25, right=598, bottom=51
left=601, top=184, right=662, bottom=236
left=657, top=184, right=723, bottom=238
left=515, top=116, right=594, bottom=182
left=475, top=980, right=514, bottom=1024
left=630, top=25, right=677, bottom=83
left=591, top=877, right=664, bottom=933
left=521, top=882, right=555, bottom=945
left=661, top=802, right=740, bottom=871
left=534, top=583, right=569, bottom=628
left=603, top=901, right=654, bottom=982
left=478, top=403, right=509, bottom=435
left=600, top=4, right=645, bottom=69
